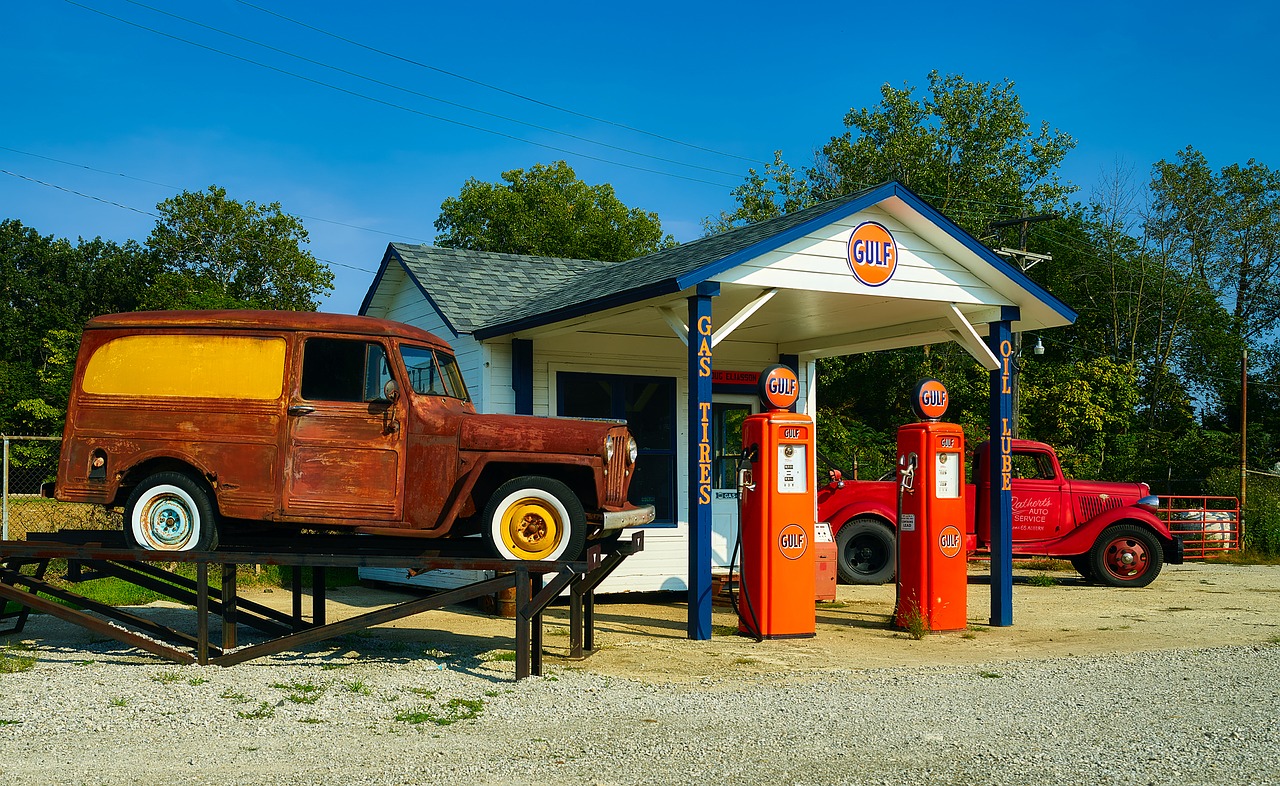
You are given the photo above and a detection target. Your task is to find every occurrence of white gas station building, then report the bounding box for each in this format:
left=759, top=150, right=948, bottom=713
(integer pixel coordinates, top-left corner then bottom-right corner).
left=356, top=180, right=1076, bottom=639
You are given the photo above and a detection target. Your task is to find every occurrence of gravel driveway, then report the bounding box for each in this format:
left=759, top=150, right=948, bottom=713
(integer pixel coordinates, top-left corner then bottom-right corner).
left=0, top=562, right=1277, bottom=785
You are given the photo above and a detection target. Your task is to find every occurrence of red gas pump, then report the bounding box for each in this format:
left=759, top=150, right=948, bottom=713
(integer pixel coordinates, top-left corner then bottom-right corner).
left=737, top=364, right=816, bottom=639
left=894, top=378, right=968, bottom=632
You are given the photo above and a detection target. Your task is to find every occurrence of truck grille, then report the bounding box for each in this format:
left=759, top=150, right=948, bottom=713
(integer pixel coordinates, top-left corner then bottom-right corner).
left=1077, top=495, right=1123, bottom=521
left=606, top=432, right=628, bottom=506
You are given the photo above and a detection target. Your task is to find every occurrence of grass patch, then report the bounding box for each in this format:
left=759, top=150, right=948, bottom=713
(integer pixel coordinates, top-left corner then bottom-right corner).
left=0, top=643, right=36, bottom=674
left=901, top=604, right=929, bottom=640
left=395, top=697, right=484, bottom=726
left=485, top=651, right=517, bottom=663
left=219, top=689, right=249, bottom=703
left=109, top=696, right=128, bottom=707
left=271, top=681, right=325, bottom=704
left=235, top=701, right=276, bottom=720
left=710, top=624, right=739, bottom=637
left=298, top=717, right=325, bottom=724
left=979, top=671, right=1002, bottom=679
left=1265, top=635, right=1280, bottom=645
left=407, top=687, right=436, bottom=698
left=1020, top=557, right=1071, bottom=571
left=0, top=719, right=23, bottom=726
left=961, top=632, right=977, bottom=640
left=151, top=671, right=182, bottom=685
left=343, top=680, right=371, bottom=695
left=1026, top=573, right=1058, bottom=587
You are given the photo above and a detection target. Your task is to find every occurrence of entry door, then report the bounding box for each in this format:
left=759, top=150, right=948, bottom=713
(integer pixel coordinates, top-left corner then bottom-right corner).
left=282, top=336, right=404, bottom=521
left=711, top=395, right=757, bottom=567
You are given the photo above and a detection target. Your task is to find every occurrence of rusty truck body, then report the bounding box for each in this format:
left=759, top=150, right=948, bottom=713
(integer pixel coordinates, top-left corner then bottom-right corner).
left=52, top=310, right=654, bottom=559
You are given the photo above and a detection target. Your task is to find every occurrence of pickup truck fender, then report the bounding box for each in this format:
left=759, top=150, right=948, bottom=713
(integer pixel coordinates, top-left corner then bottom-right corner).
left=822, top=499, right=897, bottom=532
left=1011, top=506, right=1184, bottom=565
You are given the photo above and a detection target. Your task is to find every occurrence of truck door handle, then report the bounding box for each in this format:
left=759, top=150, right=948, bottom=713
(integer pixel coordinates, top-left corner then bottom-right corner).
left=287, top=405, right=315, bottom=416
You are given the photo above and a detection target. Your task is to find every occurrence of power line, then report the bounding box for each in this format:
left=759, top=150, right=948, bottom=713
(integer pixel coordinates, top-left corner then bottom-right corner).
left=117, top=0, right=744, bottom=180
left=0, top=145, right=430, bottom=244
left=233, top=0, right=768, bottom=168
left=61, top=0, right=738, bottom=190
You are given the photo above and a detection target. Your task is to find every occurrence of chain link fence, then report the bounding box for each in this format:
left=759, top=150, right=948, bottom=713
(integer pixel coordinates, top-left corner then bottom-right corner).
left=2, top=435, right=119, bottom=541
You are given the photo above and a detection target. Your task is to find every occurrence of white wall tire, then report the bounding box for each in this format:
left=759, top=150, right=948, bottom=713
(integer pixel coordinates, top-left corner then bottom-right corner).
left=124, top=472, right=218, bottom=552
left=483, top=476, right=586, bottom=562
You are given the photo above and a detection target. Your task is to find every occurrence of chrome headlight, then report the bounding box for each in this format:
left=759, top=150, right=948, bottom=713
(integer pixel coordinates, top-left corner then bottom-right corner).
left=627, top=436, right=638, bottom=464
left=604, top=436, right=615, bottom=463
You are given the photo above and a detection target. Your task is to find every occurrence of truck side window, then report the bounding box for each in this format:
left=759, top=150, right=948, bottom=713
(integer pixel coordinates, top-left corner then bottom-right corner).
left=399, top=346, right=470, bottom=400
left=301, top=338, right=391, bottom=403
left=1011, top=452, right=1055, bottom=481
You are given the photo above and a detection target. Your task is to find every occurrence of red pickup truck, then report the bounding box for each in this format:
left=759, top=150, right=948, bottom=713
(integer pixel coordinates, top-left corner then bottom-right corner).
left=817, top=439, right=1184, bottom=588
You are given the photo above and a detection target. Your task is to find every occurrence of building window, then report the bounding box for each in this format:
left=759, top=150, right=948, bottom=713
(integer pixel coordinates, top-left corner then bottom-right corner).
left=558, top=372, right=676, bottom=526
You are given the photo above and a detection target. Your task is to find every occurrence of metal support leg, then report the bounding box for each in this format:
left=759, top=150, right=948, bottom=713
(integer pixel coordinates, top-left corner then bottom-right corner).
left=515, top=566, right=531, bottom=680
left=291, top=568, right=304, bottom=631
left=196, top=562, right=209, bottom=666
left=312, top=567, right=326, bottom=626
left=569, top=576, right=585, bottom=658
left=531, top=572, right=544, bottom=677
left=221, top=563, right=238, bottom=651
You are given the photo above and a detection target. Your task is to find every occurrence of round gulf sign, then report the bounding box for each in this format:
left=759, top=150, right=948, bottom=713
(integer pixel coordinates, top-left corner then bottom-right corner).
left=778, top=523, right=807, bottom=560
left=938, top=525, right=963, bottom=558
left=911, top=378, right=949, bottom=421
left=757, top=364, right=799, bottom=411
left=846, top=221, right=898, bottom=287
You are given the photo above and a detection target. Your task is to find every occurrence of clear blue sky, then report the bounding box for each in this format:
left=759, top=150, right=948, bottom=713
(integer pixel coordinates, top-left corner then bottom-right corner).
left=4, top=0, right=1276, bottom=315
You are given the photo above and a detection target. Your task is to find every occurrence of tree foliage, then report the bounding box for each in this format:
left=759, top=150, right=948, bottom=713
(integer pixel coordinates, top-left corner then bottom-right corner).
left=146, top=185, right=333, bottom=310
left=434, top=161, right=675, bottom=261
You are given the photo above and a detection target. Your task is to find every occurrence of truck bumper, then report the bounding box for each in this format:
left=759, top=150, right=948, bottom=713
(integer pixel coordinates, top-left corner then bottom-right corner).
left=1165, top=535, right=1185, bottom=565
left=601, top=504, right=656, bottom=531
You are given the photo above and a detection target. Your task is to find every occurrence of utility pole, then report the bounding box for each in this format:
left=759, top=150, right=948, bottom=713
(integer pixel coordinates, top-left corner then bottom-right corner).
left=1241, top=348, right=1248, bottom=512
left=987, top=214, right=1058, bottom=438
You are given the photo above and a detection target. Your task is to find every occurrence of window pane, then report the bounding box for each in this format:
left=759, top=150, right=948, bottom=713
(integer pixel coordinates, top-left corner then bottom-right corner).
left=713, top=404, right=751, bottom=489
left=302, top=338, right=384, bottom=402
left=400, top=346, right=444, bottom=396
left=624, top=380, right=673, bottom=450
left=438, top=353, right=470, bottom=401
left=561, top=376, right=614, bottom=419
left=629, top=454, right=673, bottom=522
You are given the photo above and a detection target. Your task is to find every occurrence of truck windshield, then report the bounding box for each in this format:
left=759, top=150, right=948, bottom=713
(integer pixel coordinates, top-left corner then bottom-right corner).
left=400, top=345, right=470, bottom=401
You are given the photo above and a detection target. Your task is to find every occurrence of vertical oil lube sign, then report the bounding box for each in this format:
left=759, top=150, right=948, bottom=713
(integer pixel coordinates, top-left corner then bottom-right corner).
left=998, top=338, right=1013, bottom=491
left=696, top=314, right=713, bottom=505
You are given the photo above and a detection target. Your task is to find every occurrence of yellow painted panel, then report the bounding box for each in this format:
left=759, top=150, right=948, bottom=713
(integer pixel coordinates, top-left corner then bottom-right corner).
left=83, top=334, right=286, bottom=400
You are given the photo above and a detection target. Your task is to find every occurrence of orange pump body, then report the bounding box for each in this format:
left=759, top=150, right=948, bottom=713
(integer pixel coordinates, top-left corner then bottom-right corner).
left=738, top=411, right=816, bottom=639
left=894, top=421, right=968, bottom=632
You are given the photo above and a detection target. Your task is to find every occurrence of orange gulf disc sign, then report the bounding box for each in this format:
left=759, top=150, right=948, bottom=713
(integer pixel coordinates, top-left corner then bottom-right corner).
left=911, top=377, right=949, bottom=421
left=846, top=221, right=898, bottom=287
left=778, top=523, right=808, bottom=560
left=938, top=525, right=963, bottom=558
left=757, top=364, right=799, bottom=410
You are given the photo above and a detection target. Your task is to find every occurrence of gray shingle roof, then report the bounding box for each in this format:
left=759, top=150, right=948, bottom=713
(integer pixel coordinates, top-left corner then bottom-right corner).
left=385, top=185, right=882, bottom=336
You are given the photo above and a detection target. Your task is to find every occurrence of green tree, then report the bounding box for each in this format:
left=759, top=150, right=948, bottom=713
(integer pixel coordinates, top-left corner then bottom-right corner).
left=145, top=185, right=332, bottom=310
left=434, top=161, right=675, bottom=261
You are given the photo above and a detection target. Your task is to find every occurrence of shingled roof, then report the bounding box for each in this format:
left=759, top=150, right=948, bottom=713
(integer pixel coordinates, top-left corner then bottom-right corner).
left=361, top=181, right=1074, bottom=339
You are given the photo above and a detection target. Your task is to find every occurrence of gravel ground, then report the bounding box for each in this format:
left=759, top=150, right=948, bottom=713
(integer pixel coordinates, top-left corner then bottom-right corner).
left=0, top=563, right=1277, bottom=786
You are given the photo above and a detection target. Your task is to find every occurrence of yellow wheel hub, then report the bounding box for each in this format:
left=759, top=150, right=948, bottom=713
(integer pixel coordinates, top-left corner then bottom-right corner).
left=500, top=496, right=563, bottom=559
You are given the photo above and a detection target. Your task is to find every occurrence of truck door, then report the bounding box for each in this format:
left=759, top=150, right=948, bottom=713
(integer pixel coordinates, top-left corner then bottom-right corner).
left=282, top=336, right=405, bottom=521
left=1009, top=449, right=1063, bottom=540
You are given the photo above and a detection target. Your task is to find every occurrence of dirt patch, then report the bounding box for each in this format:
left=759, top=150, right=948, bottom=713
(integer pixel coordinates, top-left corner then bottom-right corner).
left=227, top=561, right=1280, bottom=682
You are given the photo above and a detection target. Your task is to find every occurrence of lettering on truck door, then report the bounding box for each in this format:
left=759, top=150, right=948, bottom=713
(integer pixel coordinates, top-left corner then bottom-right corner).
left=1009, top=451, right=1063, bottom=539
left=282, top=336, right=405, bottom=521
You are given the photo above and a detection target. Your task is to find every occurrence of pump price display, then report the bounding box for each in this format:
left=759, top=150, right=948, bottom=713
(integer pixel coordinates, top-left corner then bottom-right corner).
left=777, top=444, right=807, bottom=494
left=934, top=451, right=961, bottom=498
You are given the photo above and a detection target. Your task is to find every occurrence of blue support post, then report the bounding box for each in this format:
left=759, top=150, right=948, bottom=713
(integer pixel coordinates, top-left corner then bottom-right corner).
left=987, top=309, right=1018, bottom=627
left=687, top=282, right=718, bottom=640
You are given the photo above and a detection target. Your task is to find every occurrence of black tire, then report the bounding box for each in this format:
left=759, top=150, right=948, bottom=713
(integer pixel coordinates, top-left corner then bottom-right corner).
left=124, top=471, right=219, bottom=552
left=1089, top=523, right=1163, bottom=588
left=835, top=518, right=896, bottom=585
left=1070, top=555, right=1096, bottom=582
left=482, top=476, right=587, bottom=562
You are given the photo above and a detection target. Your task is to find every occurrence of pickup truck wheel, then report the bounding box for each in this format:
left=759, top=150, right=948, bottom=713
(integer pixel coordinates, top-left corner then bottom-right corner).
left=124, top=472, right=219, bottom=552
left=1089, top=524, right=1163, bottom=588
left=1069, top=555, right=1096, bottom=582
left=484, top=476, right=587, bottom=562
left=835, top=518, right=895, bottom=585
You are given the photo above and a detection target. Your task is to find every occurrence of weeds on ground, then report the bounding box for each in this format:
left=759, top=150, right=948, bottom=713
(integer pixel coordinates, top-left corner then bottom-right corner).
left=236, top=701, right=276, bottom=720
left=220, top=689, right=249, bottom=703
left=271, top=681, right=325, bottom=704
left=901, top=604, right=929, bottom=640
left=108, top=697, right=128, bottom=707
left=485, top=651, right=517, bottom=663
left=0, top=719, right=23, bottom=726
left=1026, top=573, right=1058, bottom=587
left=344, top=680, right=371, bottom=695
left=0, top=643, right=36, bottom=674
left=395, top=697, right=484, bottom=726
left=151, top=671, right=182, bottom=684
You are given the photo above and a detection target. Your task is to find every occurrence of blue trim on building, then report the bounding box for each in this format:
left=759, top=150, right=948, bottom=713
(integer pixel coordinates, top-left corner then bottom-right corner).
left=358, top=247, right=462, bottom=338
left=511, top=338, right=533, bottom=416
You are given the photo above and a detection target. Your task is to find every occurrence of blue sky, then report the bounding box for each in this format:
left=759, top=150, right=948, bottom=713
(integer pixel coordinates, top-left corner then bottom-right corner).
left=4, top=1, right=1276, bottom=315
